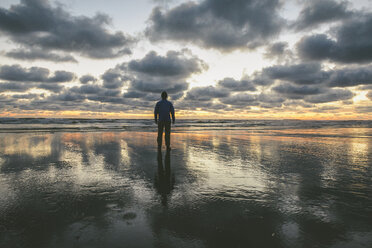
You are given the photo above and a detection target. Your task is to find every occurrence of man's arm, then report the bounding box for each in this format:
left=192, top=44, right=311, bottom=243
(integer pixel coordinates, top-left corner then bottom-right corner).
left=170, top=103, right=175, bottom=124
left=154, top=103, right=159, bottom=124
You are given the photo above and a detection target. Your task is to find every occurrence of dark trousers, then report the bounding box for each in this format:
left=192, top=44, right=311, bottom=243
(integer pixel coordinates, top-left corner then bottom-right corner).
left=157, top=121, right=171, bottom=147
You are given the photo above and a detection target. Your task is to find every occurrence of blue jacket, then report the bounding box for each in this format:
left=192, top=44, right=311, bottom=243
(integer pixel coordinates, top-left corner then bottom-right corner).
left=154, top=99, right=175, bottom=122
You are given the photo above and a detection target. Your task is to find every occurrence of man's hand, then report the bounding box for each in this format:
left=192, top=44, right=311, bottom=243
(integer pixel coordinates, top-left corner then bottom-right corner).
left=155, top=119, right=158, bottom=124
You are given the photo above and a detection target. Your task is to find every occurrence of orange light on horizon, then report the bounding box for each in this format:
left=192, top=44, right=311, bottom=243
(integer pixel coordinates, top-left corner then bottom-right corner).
left=0, top=108, right=370, bottom=120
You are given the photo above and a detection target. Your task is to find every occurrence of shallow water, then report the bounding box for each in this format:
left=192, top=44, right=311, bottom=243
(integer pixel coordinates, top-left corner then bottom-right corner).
left=0, top=129, right=371, bottom=248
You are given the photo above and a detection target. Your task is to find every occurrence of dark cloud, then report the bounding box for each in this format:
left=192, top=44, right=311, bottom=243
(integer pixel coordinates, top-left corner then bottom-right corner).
left=185, top=86, right=229, bottom=101
left=220, top=93, right=257, bottom=106
left=48, top=91, right=85, bottom=102
left=48, top=71, right=75, bottom=83
left=178, top=98, right=228, bottom=111
left=0, top=64, right=48, bottom=82
left=0, top=81, right=64, bottom=93
left=101, top=69, right=126, bottom=89
left=146, top=0, right=284, bottom=50
left=79, top=75, right=97, bottom=84
left=170, top=92, right=184, bottom=100
left=283, top=100, right=313, bottom=108
left=0, top=64, right=75, bottom=83
left=262, top=63, right=330, bottom=85
left=0, top=0, right=134, bottom=59
left=328, top=67, right=372, bottom=87
left=273, top=83, right=322, bottom=99
left=304, top=88, right=353, bottom=103
left=250, top=73, right=273, bottom=86
left=123, top=90, right=147, bottom=99
left=297, top=13, right=372, bottom=63
left=264, top=41, right=293, bottom=61
left=257, top=93, right=285, bottom=108
left=70, top=84, right=101, bottom=95
left=122, top=50, right=206, bottom=96
left=37, top=83, right=64, bottom=93
left=0, top=82, right=32, bottom=92
left=102, top=89, right=121, bottom=97
left=293, top=0, right=352, bottom=31
left=217, top=78, right=256, bottom=91
left=11, top=93, right=43, bottom=99
left=130, top=79, right=188, bottom=94
left=260, top=63, right=372, bottom=87
left=128, top=50, right=206, bottom=77
left=5, top=48, right=77, bottom=63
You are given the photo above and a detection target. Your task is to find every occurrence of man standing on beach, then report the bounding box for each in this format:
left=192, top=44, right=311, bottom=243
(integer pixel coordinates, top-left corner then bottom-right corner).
left=154, top=91, right=175, bottom=150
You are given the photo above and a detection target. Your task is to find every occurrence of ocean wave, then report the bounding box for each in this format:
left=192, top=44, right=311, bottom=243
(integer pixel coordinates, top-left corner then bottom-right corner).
left=0, top=118, right=371, bottom=135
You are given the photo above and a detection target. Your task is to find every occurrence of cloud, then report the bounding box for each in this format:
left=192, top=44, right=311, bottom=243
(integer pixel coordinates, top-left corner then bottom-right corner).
left=0, top=0, right=134, bottom=59
left=262, top=63, right=330, bottom=85
left=11, top=93, right=43, bottom=99
left=79, top=75, right=97, bottom=84
left=272, top=82, right=357, bottom=104
left=257, top=93, right=285, bottom=108
left=0, top=81, right=65, bottom=93
left=48, top=91, right=85, bottom=102
left=260, top=63, right=372, bottom=87
left=0, top=64, right=75, bottom=83
left=123, top=50, right=206, bottom=95
left=37, top=83, right=64, bottom=93
left=70, top=84, right=101, bottom=95
left=146, top=0, right=284, bottom=50
left=328, top=67, right=372, bottom=87
left=293, top=0, right=352, bottom=31
left=185, top=86, right=229, bottom=101
left=272, top=83, right=322, bottom=99
left=264, top=41, right=293, bottom=61
left=297, top=13, right=372, bottom=63
left=5, top=48, right=77, bottom=63
left=220, top=93, right=257, bottom=106
left=0, top=82, right=32, bottom=92
left=128, top=50, right=207, bottom=77
left=304, top=88, right=353, bottom=103
left=129, top=79, right=188, bottom=94
left=217, top=78, right=256, bottom=91
left=24, top=49, right=206, bottom=112
left=123, top=91, right=147, bottom=99
left=101, top=69, right=126, bottom=89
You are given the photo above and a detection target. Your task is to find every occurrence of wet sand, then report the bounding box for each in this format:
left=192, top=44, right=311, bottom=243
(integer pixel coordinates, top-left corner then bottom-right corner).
left=0, top=130, right=371, bottom=247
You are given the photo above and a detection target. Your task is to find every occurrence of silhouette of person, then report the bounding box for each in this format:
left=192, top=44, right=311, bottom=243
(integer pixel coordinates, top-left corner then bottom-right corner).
left=154, top=91, right=175, bottom=150
left=155, top=149, right=174, bottom=206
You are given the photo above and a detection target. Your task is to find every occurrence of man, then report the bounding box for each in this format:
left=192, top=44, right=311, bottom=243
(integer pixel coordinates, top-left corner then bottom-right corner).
left=154, top=91, right=175, bottom=150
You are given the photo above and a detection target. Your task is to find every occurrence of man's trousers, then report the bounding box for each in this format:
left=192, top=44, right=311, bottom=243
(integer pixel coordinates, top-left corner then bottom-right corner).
left=157, top=121, right=171, bottom=147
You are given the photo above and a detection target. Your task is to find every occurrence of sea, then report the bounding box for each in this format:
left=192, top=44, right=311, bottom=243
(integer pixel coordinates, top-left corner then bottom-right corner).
left=0, top=118, right=371, bottom=135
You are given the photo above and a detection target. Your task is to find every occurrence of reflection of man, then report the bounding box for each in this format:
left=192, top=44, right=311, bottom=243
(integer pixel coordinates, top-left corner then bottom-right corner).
left=155, top=149, right=174, bottom=206
left=154, top=91, right=175, bottom=150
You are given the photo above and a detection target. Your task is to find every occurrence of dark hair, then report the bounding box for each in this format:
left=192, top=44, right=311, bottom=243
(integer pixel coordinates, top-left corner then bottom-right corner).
left=161, top=91, right=167, bottom=99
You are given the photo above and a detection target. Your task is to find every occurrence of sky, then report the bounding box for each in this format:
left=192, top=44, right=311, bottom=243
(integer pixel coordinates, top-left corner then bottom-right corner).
left=0, top=0, right=371, bottom=119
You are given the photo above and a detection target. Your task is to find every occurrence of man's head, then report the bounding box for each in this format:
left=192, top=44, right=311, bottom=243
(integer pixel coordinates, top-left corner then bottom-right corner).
left=161, top=91, right=168, bottom=99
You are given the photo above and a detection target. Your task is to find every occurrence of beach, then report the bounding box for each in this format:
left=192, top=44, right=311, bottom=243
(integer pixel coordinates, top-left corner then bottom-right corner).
left=0, top=120, right=371, bottom=247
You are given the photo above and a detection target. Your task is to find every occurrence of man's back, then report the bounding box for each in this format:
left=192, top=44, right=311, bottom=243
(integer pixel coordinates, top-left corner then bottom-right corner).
left=155, top=99, right=175, bottom=122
